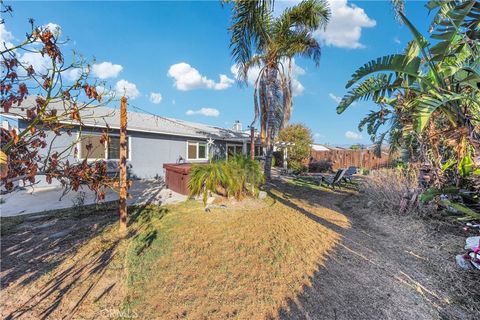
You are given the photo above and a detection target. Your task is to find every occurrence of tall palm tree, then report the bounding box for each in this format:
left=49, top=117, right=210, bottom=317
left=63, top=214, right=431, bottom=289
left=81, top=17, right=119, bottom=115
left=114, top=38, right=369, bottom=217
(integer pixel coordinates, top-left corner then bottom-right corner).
left=229, top=0, right=330, bottom=179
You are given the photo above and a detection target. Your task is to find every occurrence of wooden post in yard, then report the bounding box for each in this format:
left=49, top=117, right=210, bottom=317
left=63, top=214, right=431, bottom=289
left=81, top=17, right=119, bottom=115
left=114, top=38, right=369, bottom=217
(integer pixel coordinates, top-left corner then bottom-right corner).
left=250, top=126, right=255, bottom=160
left=119, top=96, right=128, bottom=232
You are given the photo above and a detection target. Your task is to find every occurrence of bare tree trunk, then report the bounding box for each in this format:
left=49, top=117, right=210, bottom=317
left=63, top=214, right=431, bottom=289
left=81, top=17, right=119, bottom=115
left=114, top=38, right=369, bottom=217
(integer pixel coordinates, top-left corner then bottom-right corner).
left=119, top=97, right=128, bottom=232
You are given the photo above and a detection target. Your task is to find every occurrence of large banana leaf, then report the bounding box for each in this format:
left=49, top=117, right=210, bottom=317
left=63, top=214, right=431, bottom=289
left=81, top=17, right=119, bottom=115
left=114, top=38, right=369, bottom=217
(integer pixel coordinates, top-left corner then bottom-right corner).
left=345, top=54, right=421, bottom=88
left=428, top=1, right=477, bottom=62
left=338, top=73, right=399, bottom=113
left=414, top=92, right=479, bottom=132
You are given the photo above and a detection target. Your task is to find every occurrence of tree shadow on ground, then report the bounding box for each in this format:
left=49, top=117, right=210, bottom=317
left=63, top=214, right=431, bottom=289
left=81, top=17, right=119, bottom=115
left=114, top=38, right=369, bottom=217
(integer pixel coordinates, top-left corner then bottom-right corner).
left=269, top=177, right=474, bottom=320
left=1, top=182, right=168, bottom=320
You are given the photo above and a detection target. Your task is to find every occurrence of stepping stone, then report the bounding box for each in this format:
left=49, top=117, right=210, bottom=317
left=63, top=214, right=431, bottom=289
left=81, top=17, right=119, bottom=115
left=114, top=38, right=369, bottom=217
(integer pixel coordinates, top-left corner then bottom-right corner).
left=258, top=191, right=267, bottom=200
left=32, top=220, right=58, bottom=230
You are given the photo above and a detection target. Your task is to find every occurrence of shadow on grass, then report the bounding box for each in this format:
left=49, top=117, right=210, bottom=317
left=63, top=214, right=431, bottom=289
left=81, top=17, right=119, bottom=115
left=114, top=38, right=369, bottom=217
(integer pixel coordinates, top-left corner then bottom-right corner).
left=270, top=177, right=473, bottom=320
left=1, top=182, right=168, bottom=320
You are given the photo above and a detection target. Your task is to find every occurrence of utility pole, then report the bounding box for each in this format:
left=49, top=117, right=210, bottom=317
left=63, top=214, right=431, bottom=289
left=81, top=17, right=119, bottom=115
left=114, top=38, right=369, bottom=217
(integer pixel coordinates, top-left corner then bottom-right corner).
left=119, top=96, right=128, bottom=232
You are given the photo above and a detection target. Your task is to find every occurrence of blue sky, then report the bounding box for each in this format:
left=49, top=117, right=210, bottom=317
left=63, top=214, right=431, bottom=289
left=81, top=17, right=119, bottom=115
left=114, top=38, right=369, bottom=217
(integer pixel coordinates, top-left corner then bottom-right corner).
left=2, top=0, right=432, bottom=145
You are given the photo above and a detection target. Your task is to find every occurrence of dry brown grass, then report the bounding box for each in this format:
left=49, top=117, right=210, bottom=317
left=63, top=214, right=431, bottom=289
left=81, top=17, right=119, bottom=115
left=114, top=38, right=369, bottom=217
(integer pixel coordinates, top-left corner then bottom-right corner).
left=125, top=194, right=350, bottom=319
left=0, top=203, right=128, bottom=319
left=360, top=167, right=433, bottom=215
left=1, top=190, right=350, bottom=320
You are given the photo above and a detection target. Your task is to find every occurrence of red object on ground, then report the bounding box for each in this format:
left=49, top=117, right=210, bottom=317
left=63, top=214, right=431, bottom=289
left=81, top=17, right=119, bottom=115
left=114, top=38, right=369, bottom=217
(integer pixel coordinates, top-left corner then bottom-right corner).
left=163, top=163, right=193, bottom=195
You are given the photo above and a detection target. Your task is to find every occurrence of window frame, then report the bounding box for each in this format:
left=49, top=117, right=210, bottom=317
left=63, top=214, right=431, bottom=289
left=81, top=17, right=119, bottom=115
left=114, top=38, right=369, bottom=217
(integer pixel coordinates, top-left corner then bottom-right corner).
left=226, top=143, right=244, bottom=159
left=186, top=140, right=209, bottom=161
left=76, top=132, right=131, bottom=161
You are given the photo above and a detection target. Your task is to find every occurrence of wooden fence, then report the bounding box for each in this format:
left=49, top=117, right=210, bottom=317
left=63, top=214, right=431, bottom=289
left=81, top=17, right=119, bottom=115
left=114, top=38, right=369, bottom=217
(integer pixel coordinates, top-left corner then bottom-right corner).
left=310, top=149, right=390, bottom=170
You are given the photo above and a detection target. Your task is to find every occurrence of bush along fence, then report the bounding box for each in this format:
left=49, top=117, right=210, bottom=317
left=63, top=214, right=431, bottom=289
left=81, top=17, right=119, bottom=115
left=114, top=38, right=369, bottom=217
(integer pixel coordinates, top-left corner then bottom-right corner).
left=310, top=149, right=390, bottom=171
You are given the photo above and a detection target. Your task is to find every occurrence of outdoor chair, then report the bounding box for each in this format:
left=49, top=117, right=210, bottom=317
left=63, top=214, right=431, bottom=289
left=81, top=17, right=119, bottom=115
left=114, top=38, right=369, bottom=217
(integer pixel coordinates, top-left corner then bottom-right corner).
left=320, top=169, right=346, bottom=189
left=343, top=166, right=358, bottom=183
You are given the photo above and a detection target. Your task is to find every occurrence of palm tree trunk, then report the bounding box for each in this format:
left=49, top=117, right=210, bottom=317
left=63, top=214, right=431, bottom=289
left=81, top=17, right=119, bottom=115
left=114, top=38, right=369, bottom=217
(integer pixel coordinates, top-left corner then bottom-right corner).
left=250, top=126, right=255, bottom=160
left=264, top=66, right=277, bottom=180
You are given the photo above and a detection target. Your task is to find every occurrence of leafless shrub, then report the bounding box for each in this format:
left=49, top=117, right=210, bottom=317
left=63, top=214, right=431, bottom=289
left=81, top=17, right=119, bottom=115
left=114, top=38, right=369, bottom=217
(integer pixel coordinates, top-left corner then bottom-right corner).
left=360, top=167, right=435, bottom=215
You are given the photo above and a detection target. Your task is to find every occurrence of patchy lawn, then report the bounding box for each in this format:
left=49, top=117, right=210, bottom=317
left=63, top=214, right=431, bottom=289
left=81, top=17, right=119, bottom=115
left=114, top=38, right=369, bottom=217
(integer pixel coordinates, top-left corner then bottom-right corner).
left=0, top=187, right=350, bottom=319
left=1, top=178, right=479, bottom=319
left=123, top=196, right=348, bottom=319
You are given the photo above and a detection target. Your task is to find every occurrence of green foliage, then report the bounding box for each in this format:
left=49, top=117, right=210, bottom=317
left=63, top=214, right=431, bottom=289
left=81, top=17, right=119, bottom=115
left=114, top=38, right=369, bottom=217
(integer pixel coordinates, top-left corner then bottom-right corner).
left=277, top=123, right=313, bottom=172
left=337, top=0, right=480, bottom=189
left=458, top=155, right=475, bottom=178
left=229, top=0, right=330, bottom=179
left=419, top=186, right=459, bottom=203
left=188, top=156, right=265, bottom=206
left=308, top=159, right=332, bottom=173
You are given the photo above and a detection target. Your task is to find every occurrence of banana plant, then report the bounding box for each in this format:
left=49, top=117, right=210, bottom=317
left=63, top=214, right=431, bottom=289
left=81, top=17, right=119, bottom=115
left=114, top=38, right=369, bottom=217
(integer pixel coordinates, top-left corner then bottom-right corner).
left=337, top=0, right=480, bottom=183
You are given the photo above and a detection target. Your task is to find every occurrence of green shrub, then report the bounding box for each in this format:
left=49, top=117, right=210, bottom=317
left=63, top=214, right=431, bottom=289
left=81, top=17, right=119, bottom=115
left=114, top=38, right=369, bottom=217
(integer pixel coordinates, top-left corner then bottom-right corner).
left=188, top=155, right=265, bottom=206
left=276, top=124, right=313, bottom=171
left=308, top=159, right=332, bottom=173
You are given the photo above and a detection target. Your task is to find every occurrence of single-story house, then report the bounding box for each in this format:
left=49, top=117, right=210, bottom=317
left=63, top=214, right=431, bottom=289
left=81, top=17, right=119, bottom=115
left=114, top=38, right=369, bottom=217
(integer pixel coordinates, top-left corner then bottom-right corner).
left=4, top=97, right=263, bottom=183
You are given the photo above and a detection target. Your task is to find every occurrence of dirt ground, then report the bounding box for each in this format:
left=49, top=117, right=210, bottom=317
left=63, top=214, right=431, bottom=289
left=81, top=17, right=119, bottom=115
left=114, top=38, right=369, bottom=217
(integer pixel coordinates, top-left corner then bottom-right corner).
left=272, top=178, right=479, bottom=320
left=1, top=178, right=479, bottom=319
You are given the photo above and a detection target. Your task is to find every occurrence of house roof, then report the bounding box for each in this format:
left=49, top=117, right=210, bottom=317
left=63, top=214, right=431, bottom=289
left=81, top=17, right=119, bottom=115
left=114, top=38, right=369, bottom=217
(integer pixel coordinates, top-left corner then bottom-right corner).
left=5, top=96, right=250, bottom=141
left=311, top=143, right=330, bottom=151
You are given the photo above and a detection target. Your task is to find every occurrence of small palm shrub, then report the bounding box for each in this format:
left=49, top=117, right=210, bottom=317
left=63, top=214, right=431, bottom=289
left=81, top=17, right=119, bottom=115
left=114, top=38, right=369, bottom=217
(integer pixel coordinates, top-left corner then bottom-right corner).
left=228, top=154, right=265, bottom=197
left=188, top=156, right=265, bottom=206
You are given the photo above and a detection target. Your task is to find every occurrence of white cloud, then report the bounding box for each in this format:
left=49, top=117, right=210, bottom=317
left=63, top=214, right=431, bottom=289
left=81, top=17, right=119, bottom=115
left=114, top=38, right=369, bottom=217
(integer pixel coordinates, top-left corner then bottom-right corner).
left=172, top=99, right=176, bottom=105
left=168, top=62, right=234, bottom=91
left=329, top=93, right=342, bottom=103
left=345, top=130, right=363, bottom=140
left=230, top=58, right=306, bottom=96
left=44, top=22, right=61, bottom=35
left=18, top=51, right=51, bottom=74
left=92, top=62, right=123, bottom=79
left=185, top=107, right=220, bottom=117
left=0, top=24, right=14, bottom=50
left=394, top=37, right=401, bottom=44
left=115, top=79, right=140, bottom=99
left=314, top=132, right=325, bottom=139
left=149, top=92, right=163, bottom=104
left=63, top=67, right=84, bottom=81
left=315, top=0, right=376, bottom=49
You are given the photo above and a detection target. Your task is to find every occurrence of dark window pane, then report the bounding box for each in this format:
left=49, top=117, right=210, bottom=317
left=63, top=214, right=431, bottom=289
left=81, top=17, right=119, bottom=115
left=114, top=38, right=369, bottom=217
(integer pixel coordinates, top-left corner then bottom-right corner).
left=108, top=136, right=120, bottom=159
left=107, top=136, right=129, bottom=160
left=227, top=145, right=235, bottom=157
left=198, top=143, right=206, bottom=159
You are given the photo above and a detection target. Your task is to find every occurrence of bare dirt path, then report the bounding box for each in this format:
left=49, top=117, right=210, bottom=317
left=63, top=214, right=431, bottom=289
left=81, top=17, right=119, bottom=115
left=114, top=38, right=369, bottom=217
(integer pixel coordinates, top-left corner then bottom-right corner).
left=272, top=178, right=479, bottom=320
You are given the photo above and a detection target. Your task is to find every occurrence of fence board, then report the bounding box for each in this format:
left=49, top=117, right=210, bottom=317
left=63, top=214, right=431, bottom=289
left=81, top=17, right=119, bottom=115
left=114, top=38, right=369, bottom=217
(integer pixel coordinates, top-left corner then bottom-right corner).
left=310, top=149, right=390, bottom=170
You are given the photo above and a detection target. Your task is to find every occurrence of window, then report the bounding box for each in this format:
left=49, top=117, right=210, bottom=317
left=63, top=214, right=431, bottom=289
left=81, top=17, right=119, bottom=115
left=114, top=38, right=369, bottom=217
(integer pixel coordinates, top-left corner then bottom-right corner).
left=107, top=136, right=129, bottom=160
left=79, top=135, right=106, bottom=160
left=78, top=134, right=129, bottom=160
left=227, top=144, right=243, bottom=158
left=187, top=141, right=208, bottom=160
left=246, top=144, right=264, bottom=157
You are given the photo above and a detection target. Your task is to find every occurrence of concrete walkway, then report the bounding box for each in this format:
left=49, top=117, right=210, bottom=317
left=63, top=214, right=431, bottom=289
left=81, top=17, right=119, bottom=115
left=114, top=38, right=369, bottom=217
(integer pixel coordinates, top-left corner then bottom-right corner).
left=0, top=180, right=187, bottom=217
